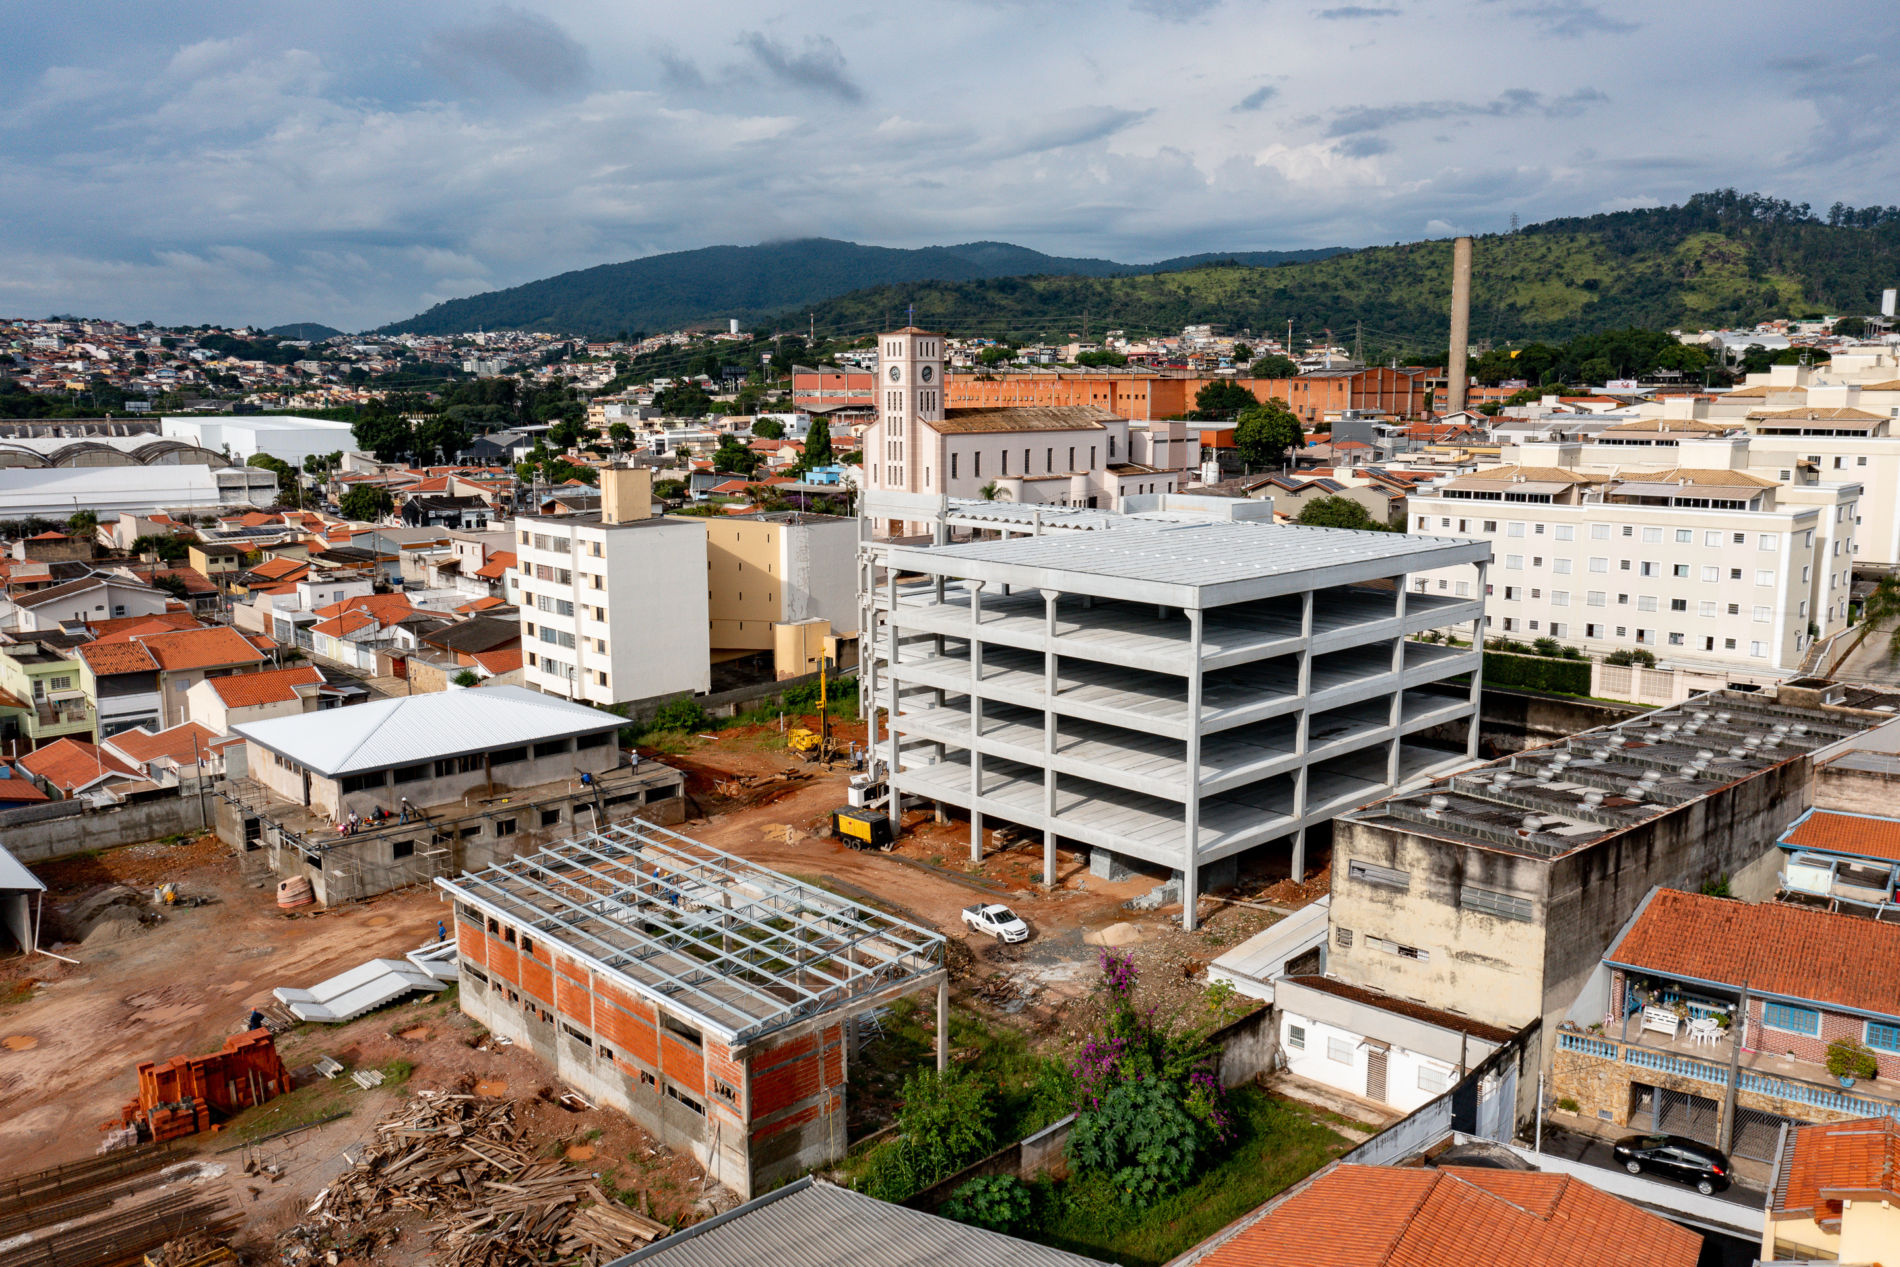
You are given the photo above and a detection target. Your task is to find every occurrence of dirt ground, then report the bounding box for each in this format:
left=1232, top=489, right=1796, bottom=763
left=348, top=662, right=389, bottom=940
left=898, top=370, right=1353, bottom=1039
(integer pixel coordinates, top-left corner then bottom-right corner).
left=0, top=724, right=1331, bottom=1254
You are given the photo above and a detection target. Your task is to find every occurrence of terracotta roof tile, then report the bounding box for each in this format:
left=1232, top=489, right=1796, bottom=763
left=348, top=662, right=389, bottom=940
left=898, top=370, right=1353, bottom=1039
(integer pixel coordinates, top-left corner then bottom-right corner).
left=134, top=626, right=267, bottom=671
left=1197, top=1165, right=1699, bottom=1267
left=457, top=596, right=507, bottom=613
left=1782, top=809, right=1900, bottom=863
left=1608, top=889, right=1900, bottom=1020
left=18, top=738, right=140, bottom=793
left=1774, top=1116, right=1900, bottom=1229
left=85, top=611, right=202, bottom=640
left=312, top=611, right=378, bottom=638
left=472, top=551, right=516, bottom=580
left=207, top=665, right=325, bottom=709
left=470, top=648, right=522, bottom=675
left=78, top=640, right=160, bottom=674
left=248, top=556, right=308, bottom=581
left=0, top=764, right=49, bottom=801
left=311, top=593, right=413, bottom=622
left=105, top=721, right=220, bottom=768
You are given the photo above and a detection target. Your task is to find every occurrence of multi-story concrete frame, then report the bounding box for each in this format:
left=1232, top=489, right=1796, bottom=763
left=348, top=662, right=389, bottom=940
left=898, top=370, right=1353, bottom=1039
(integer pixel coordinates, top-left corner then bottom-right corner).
left=867, top=518, right=1490, bottom=929
left=514, top=469, right=710, bottom=706
left=1409, top=463, right=1856, bottom=673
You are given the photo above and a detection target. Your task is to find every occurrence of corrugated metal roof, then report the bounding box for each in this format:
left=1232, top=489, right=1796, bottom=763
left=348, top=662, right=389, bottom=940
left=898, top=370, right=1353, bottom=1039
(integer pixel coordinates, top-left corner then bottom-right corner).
left=231, top=684, right=621, bottom=777
left=610, top=1179, right=1118, bottom=1266
left=0, top=843, right=44, bottom=894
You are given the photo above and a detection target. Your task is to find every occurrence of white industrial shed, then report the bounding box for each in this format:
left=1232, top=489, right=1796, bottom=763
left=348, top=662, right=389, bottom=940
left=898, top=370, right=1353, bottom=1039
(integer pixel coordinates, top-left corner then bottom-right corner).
left=161, top=415, right=359, bottom=465
left=0, top=844, right=45, bottom=956
left=864, top=508, right=1491, bottom=928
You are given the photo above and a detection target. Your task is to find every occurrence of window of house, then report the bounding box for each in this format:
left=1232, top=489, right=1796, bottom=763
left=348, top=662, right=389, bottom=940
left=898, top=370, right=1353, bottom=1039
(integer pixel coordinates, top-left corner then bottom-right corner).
left=1348, top=860, right=1410, bottom=890
left=1335, top=927, right=1353, bottom=948
left=1460, top=886, right=1532, bottom=922
left=1326, top=1036, right=1355, bottom=1064
left=1286, top=1024, right=1306, bottom=1050
left=495, top=818, right=517, bottom=836
left=1418, top=1064, right=1451, bottom=1094
left=1867, top=1021, right=1900, bottom=1053
left=1763, top=1002, right=1819, bottom=1035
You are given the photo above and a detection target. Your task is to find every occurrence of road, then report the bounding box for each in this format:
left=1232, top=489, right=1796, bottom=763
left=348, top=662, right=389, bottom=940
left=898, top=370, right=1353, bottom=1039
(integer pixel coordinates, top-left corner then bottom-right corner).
left=1534, top=1126, right=1767, bottom=1211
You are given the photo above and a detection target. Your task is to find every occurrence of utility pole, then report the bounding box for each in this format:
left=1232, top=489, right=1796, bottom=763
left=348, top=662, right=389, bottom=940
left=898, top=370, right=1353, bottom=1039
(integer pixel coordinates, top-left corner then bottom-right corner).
left=809, top=312, right=814, bottom=346
left=1354, top=321, right=1364, bottom=369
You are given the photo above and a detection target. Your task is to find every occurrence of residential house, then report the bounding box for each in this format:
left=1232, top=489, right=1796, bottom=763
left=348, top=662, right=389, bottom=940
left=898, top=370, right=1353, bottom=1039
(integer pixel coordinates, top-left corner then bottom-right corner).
left=1550, top=889, right=1900, bottom=1167
left=187, top=543, right=244, bottom=590
left=1178, top=1163, right=1700, bottom=1267
left=0, top=634, right=95, bottom=747
left=102, top=720, right=222, bottom=785
left=18, top=736, right=142, bottom=800
left=401, top=495, right=492, bottom=531
left=1761, top=1116, right=1900, bottom=1262
left=0, top=763, right=50, bottom=808
left=1773, top=806, right=1900, bottom=920
left=186, top=664, right=328, bottom=735
left=0, top=575, right=174, bottom=633
left=12, top=530, right=93, bottom=563
left=84, top=624, right=269, bottom=729
left=74, top=639, right=162, bottom=737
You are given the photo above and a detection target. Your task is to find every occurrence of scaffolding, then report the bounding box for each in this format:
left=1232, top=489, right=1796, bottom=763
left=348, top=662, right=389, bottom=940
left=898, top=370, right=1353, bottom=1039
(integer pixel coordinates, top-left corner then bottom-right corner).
left=438, top=820, right=947, bottom=1045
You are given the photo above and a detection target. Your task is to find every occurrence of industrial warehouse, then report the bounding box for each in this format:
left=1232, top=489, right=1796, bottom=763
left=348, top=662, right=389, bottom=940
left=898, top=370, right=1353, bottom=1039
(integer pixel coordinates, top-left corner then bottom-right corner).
left=439, top=822, right=949, bottom=1198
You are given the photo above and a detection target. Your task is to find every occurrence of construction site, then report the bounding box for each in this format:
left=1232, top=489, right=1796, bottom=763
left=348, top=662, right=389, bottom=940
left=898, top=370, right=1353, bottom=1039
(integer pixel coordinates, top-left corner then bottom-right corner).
left=0, top=691, right=1323, bottom=1266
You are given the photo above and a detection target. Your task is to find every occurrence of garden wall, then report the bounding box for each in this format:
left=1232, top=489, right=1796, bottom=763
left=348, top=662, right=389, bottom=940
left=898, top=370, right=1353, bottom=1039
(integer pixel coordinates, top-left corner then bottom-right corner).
left=0, top=792, right=208, bottom=864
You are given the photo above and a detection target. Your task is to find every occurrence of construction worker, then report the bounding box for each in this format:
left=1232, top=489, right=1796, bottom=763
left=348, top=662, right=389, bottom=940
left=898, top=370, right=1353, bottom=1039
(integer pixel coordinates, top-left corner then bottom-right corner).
left=247, top=1008, right=266, bottom=1032
left=437, top=919, right=447, bottom=944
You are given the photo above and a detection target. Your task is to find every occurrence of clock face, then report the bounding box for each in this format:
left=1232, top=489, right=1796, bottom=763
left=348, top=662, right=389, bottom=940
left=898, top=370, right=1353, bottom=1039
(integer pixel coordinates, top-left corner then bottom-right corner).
left=920, top=365, right=934, bottom=383
left=888, top=365, right=901, bottom=382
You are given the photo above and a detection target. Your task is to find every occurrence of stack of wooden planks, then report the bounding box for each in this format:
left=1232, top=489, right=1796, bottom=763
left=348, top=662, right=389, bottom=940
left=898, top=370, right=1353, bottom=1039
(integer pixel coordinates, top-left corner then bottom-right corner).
left=299, top=1092, right=669, bottom=1266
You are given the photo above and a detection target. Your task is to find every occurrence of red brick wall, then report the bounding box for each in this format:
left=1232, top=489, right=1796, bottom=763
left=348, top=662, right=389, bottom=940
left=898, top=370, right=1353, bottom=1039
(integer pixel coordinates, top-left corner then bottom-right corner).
left=554, top=955, right=593, bottom=1031
left=1745, top=998, right=1900, bottom=1080
left=517, top=940, right=554, bottom=1005
left=661, top=1034, right=705, bottom=1096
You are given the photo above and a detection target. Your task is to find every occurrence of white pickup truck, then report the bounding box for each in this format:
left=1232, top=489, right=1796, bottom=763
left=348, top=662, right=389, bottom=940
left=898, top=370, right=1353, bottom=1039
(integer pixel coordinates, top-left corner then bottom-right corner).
left=961, top=904, right=1031, bottom=943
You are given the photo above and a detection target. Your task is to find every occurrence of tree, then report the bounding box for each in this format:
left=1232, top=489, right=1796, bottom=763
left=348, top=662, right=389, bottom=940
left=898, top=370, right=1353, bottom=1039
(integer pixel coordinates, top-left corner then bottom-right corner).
left=655, top=383, right=713, bottom=417
left=751, top=417, right=786, bottom=440
left=247, top=453, right=303, bottom=507
left=1231, top=343, right=1251, bottom=362
left=1191, top=379, right=1257, bottom=419
left=1075, top=350, right=1127, bottom=368
left=977, top=345, right=1012, bottom=367
left=414, top=415, right=469, bottom=465
left=338, top=485, right=395, bottom=522
left=802, top=418, right=833, bottom=469
left=151, top=573, right=191, bottom=601
left=1233, top=399, right=1305, bottom=469
left=131, top=534, right=189, bottom=562
left=607, top=421, right=634, bottom=453
left=978, top=481, right=1006, bottom=501
left=66, top=508, right=99, bottom=536
left=452, top=669, right=480, bottom=688
left=652, top=478, right=686, bottom=500
left=1249, top=353, right=1299, bottom=378
left=713, top=435, right=762, bottom=476
left=351, top=413, right=414, bottom=461
left=1296, top=496, right=1385, bottom=531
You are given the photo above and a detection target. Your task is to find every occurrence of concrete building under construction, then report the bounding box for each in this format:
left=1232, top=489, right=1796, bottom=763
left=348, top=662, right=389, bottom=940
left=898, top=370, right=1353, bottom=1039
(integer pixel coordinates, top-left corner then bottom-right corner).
left=439, top=823, right=948, bottom=1198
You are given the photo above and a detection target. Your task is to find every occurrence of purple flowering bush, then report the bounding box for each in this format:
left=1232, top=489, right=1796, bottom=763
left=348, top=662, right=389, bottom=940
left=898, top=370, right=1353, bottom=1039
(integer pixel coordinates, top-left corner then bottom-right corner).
left=1065, top=950, right=1230, bottom=1206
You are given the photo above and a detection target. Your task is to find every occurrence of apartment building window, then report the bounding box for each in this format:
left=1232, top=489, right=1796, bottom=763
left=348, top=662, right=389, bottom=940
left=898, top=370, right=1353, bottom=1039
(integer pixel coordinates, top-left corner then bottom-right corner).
left=1588, top=557, right=1607, bottom=572
left=1507, top=521, right=1525, bottom=537
left=1642, top=527, right=1663, bottom=543
left=1552, top=591, right=1569, bottom=606
left=1500, top=617, right=1516, bottom=631
left=539, top=628, right=577, bottom=649
left=1701, top=565, right=1719, bottom=582
left=1638, top=596, right=1658, bottom=612
left=1806, top=529, right=1817, bottom=547
left=1620, top=559, right=1632, bottom=571
left=1674, top=529, right=1692, bottom=543
left=1550, top=622, right=1568, bottom=637
left=1668, top=632, right=1685, bottom=646
left=1587, top=591, right=1606, bottom=607
left=1799, top=600, right=1809, bottom=617
left=1505, top=555, right=1523, bottom=570
left=519, top=530, right=530, bottom=546
left=1528, top=620, right=1540, bottom=631
left=1752, top=606, right=1770, bottom=622
left=1504, top=586, right=1520, bottom=601
left=1552, top=558, right=1572, bottom=574
left=1335, top=927, right=1353, bottom=947
left=1635, top=629, right=1654, bottom=645
left=1750, top=640, right=1767, bottom=657
left=1859, top=455, right=1869, bottom=467
left=1622, top=525, right=1634, bottom=537
left=1531, top=557, right=1543, bottom=567
left=1483, top=520, right=1498, bottom=532
left=1729, top=568, right=1743, bottom=580
left=1585, top=622, right=1604, bottom=638
left=1703, top=530, right=1721, bottom=547
left=1755, top=570, right=1774, bottom=586
left=1669, top=598, right=1687, bottom=612
left=1759, top=534, right=1781, bottom=551
left=1591, top=524, right=1611, bottom=539
left=1672, top=565, right=1689, bottom=578
left=1698, top=601, right=1716, bottom=617
left=1733, top=532, right=1746, bottom=544
left=1639, top=562, right=1658, bottom=577
left=1554, top=525, right=1574, bottom=541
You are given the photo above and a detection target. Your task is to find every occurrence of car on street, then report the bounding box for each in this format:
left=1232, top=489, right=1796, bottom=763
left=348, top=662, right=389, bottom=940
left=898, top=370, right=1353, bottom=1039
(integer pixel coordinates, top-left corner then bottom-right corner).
left=1610, top=1134, right=1732, bottom=1194
left=961, top=903, right=1031, bottom=943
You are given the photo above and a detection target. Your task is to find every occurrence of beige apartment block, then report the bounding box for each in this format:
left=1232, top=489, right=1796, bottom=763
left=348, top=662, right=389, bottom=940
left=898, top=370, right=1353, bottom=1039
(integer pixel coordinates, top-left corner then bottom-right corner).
left=689, top=512, right=858, bottom=663
left=1409, top=456, right=1857, bottom=674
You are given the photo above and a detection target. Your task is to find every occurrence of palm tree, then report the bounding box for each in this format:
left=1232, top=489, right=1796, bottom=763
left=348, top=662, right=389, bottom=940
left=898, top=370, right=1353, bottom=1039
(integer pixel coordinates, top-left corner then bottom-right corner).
left=1858, top=575, right=1900, bottom=660
left=978, top=482, right=1007, bottom=502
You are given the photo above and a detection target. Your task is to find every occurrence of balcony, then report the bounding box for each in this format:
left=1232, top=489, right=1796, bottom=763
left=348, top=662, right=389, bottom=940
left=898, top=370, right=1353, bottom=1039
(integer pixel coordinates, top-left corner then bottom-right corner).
left=1556, top=1028, right=1900, bottom=1123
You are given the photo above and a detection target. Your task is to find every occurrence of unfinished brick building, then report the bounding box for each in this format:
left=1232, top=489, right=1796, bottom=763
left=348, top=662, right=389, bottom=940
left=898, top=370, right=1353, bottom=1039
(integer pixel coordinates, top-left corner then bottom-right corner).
left=438, top=823, right=947, bottom=1198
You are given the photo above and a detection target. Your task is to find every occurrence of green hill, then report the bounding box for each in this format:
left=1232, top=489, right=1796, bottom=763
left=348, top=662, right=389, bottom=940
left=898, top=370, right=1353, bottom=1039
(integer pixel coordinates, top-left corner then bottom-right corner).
left=378, top=238, right=1343, bottom=337
left=792, top=191, right=1900, bottom=352
left=265, top=322, right=344, bottom=340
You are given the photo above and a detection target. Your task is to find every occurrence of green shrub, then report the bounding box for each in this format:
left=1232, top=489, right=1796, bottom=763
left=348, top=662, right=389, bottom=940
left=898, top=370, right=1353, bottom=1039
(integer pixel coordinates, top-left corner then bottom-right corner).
left=1603, top=648, right=1657, bottom=667
left=942, top=1174, right=1032, bottom=1234
left=650, top=696, right=710, bottom=733
left=1068, top=1078, right=1212, bottom=1208
left=1826, top=1037, right=1879, bottom=1081
left=1484, top=650, right=1591, bottom=695
left=1555, top=1096, right=1581, bottom=1113
left=858, top=1067, right=996, bottom=1203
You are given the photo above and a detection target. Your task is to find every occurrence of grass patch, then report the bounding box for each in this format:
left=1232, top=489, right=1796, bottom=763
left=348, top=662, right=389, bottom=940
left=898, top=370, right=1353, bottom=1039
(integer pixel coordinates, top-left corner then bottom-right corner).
left=0, top=979, right=36, bottom=1008
left=221, top=1073, right=358, bottom=1142
left=379, top=1059, right=414, bottom=1088
left=1026, top=1088, right=1352, bottom=1267
left=637, top=729, right=698, bottom=756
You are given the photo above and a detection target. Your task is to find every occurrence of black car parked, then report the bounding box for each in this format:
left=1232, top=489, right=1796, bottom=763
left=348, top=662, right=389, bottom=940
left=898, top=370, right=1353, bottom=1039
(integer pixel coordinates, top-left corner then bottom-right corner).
left=1611, top=1134, right=1732, bottom=1194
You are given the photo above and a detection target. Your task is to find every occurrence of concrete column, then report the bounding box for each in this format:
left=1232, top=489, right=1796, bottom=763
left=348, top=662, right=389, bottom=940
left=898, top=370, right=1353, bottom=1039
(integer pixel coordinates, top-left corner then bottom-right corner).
left=935, top=979, right=949, bottom=1073
left=1182, top=607, right=1206, bottom=932
left=968, top=581, right=985, bottom=863
left=1387, top=576, right=1409, bottom=787
left=1447, top=235, right=1472, bottom=415
left=1042, top=589, right=1061, bottom=889
left=886, top=564, right=902, bottom=827
left=1467, top=559, right=1488, bottom=760
left=1291, top=826, right=1307, bottom=885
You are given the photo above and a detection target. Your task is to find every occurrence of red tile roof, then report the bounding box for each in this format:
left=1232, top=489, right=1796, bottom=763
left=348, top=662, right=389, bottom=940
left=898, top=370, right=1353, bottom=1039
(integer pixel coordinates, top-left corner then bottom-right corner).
left=1773, top=1116, right=1900, bottom=1231
left=27, top=531, right=68, bottom=541
left=0, top=764, right=49, bottom=801
left=78, top=640, right=160, bottom=674
left=248, top=556, right=308, bottom=581
left=134, top=626, right=268, bottom=672
left=473, top=551, right=516, bottom=580
left=207, top=665, right=325, bottom=709
left=1609, top=889, right=1900, bottom=1020
left=1196, top=1165, right=1699, bottom=1267
left=311, top=593, right=412, bottom=623
left=104, top=721, right=220, bottom=769
left=87, top=612, right=202, bottom=640
left=1782, top=809, right=1900, bottom=863
left=312, top=611, right=378, bottom=638
left=18, top=738, right=140, bottom=793
left=457, top=596, right=507, bottom=613
left=155, top=567, right=217, bottom=596
left=470, top=648, right=522, bottom=675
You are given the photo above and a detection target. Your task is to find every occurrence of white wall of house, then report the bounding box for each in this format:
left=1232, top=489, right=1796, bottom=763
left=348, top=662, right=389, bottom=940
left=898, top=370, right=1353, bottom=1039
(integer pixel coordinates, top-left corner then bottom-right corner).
left=1278, top=1008, right=1463, bottom=1115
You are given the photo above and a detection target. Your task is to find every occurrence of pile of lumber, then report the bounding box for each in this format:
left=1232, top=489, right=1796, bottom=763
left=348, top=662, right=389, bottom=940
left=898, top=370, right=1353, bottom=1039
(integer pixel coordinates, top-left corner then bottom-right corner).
left=290, top=1092, right=668, bottom=1266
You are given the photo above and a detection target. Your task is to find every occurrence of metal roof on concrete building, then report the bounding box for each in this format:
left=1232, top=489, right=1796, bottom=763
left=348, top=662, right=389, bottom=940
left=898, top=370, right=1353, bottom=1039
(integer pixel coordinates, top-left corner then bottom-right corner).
left=231, top=684, right=621, bottom=777
left=439, top=823, right=945, bottom=1045
left=607, top=1177, right=1117, bottom=1266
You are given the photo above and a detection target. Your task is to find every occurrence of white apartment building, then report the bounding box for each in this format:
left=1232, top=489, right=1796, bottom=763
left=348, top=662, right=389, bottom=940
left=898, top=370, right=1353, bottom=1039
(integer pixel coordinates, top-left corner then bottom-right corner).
left=1410, top=459, right=1857, bottom=673
left=865, top=327, right=1190, bottom=513
left=514, top=469, right=710, bottom=706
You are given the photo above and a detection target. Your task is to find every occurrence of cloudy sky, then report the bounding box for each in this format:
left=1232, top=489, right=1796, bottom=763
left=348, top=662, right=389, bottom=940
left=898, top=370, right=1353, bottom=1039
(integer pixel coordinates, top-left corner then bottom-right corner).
left=5, top=0, right=1896, bottom=331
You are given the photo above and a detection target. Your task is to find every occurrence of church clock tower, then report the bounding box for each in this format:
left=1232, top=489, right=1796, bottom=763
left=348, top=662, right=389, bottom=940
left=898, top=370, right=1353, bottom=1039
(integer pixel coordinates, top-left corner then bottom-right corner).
left=874, top=327, right=944, bottom=493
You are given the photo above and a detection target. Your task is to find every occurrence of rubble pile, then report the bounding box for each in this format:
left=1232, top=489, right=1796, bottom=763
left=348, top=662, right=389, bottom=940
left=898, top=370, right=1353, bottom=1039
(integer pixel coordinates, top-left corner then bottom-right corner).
left=280, top=1092, right=668, bottom=1267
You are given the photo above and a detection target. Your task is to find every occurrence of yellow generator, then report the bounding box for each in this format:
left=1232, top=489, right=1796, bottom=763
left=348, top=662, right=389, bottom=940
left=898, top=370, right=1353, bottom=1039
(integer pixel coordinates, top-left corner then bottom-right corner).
left=831, top=807, right=894, bottom=851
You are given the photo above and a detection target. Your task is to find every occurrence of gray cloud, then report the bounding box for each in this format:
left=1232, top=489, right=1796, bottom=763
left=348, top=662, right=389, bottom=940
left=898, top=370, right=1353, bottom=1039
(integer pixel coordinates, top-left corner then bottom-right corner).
left=997, top=107, right=1152, bottom=158
left=1334, top=135, right=1392, bottom=157
left=1130, top=0, right=1224, bottom=19
left=1500, top=3, right=1638, bottom=39
left=654, top=46, right=706, bottom=91
left=1318, top=6, right=1401, bottom=17
left=423, top=8, right=589, bottom=96
left=1233, top=86, right=1277, bottom=112
left=737, top=32, right=862, bottom=104
left=1328, top=86, right=1606, bottom=135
